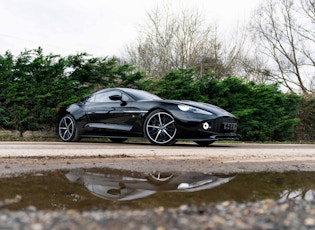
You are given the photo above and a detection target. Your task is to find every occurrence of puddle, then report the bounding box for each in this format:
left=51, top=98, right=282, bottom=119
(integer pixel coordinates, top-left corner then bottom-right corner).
left=1, top=168, right=315, bottom=210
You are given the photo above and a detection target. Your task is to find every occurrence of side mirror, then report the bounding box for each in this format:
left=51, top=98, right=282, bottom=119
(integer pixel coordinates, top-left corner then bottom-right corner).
left=109, top=95, right=127, bottom=106
left=109, top=95, right=122, bottom=101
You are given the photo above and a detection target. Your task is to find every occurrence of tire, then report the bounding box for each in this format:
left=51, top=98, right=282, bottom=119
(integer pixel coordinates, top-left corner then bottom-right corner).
left=144, top=110, right=177, bottom=145
left=109, top=138, right=127, bottom=143
left=58, top=114, right=80, bottom=142
left=195, top=140, right=215, bottom=146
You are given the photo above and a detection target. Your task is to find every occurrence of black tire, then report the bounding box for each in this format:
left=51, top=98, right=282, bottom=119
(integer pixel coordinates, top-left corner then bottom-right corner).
left=195, top=140, right=215, bottom=146
left=109, top=138, right=127, bottom=143
left=144, top=110, right=177, bottom=145
left=58, top=114, right=80, bottom=142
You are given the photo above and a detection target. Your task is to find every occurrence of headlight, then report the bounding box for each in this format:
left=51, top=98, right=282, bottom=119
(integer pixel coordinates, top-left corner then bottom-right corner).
left=177, top=104, right=213, bottom=115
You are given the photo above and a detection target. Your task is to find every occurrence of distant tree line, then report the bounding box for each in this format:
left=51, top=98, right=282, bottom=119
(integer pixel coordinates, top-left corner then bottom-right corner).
left=0, top=48, right=314, bottom=142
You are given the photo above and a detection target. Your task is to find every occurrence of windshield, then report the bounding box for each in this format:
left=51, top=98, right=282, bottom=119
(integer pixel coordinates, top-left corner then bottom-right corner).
left=123, top=88, right=162, bottom=101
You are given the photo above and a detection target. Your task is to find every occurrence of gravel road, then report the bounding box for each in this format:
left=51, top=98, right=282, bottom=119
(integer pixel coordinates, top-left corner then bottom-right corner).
left=1, top=141, right=315, bottom=229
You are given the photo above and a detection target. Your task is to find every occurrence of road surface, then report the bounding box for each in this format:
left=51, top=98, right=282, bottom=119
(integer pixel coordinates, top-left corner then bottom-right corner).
left=0, top=141, right=314, bottom=176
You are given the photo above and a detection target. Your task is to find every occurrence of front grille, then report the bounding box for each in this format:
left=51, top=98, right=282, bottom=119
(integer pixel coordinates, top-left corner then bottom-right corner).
left=210, top=117, right=237, bottom=133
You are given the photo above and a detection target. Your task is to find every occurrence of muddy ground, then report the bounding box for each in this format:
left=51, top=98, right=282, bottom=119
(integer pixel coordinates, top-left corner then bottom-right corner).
left=1, top=142, right=315, bottom=229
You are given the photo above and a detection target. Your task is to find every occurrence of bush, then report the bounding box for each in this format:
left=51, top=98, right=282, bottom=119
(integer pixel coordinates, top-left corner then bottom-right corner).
left=198, top=77, right=301, bottom=141
left=0, top=49, right=306, bottom=142
left=147, top=68, right=204, bottom=101
left=295, top=97, right=315, bottom=142
left=141, top=71, right=302, bottom=142
left=0, top=48, right=144, bottom=135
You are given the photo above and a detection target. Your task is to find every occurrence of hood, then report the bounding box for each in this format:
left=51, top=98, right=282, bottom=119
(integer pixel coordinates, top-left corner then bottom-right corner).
left=165, top=100, right=235, bottom=117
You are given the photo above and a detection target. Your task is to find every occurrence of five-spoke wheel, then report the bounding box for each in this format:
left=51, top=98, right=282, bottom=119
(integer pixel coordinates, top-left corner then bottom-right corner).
left=144, top=110, right=177, bottom=145
left=58, top=114, right=80, bottom=142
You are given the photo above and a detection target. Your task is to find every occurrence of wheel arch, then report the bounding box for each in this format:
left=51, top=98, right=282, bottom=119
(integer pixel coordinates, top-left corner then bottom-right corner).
left=142, top=106, right=176, bottom=127
left=56, top=104, right=85, bottom=135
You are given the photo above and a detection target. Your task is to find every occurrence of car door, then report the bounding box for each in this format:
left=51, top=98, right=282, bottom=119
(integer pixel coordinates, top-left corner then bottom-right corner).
left=84, top=90, right=136, bottom=132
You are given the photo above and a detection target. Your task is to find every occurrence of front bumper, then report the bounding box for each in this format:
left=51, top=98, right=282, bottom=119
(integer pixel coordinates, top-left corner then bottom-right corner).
left=175, top=116, right=238, bottom=141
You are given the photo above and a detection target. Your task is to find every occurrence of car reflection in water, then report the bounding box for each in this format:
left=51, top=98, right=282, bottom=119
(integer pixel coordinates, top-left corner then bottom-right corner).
left=66, top=169, right=236, bottom=201
left=280, top=189, right=315, bottom=201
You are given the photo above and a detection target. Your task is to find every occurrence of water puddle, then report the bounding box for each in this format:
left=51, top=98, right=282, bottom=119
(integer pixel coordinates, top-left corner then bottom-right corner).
left=1, top=168, right=315, bottom=210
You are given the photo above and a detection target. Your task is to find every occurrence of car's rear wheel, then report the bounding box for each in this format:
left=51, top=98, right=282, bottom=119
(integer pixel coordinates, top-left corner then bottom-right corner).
left=195, top=140, right=215, bottom=146
left=144, top=110, right=177, bottom=145
left=58, top=114, right=80, bottom=142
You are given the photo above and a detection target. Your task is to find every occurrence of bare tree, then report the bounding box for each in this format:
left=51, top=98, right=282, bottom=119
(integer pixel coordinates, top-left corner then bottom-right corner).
left=249, top=0, right=315, bottom=94
left=221, top=23, right=255, bottom=81
left=125, top=4, right=245, bottom=79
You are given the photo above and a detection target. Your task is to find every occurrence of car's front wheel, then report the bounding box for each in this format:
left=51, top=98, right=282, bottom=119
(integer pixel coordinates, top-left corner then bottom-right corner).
left=144, top=110, right=177, bottom=145
left=58, top=114, right=80, bottom=142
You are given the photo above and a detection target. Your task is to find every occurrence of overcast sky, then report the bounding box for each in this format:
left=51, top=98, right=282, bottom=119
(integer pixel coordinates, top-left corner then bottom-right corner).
left=0, top=0, right=261, bottom=57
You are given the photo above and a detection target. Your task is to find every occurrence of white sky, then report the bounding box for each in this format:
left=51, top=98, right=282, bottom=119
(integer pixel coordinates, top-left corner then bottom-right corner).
left=0, top=0, right=261, bottom=57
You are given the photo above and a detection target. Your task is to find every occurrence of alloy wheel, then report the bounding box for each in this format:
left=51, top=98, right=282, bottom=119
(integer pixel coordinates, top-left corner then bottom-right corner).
left=58, top=115, right=76, bottom=141
left=145, top=111, right=177, bottom=145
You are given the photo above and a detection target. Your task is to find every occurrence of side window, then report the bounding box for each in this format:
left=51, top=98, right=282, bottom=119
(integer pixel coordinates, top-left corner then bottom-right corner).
left=88, top=90, right=134, bottom=103
left=121, top=93, right=132, bottom=102
left=94, top=92, right=113, bottom=102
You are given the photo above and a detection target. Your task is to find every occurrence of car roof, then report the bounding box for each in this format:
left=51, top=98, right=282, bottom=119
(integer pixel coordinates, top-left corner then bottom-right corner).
left=96, top=88, right=162, bottom=101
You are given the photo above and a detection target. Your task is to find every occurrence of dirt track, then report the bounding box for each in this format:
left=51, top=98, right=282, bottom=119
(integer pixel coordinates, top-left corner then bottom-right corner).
left=0, top=141, right=315, bottom=177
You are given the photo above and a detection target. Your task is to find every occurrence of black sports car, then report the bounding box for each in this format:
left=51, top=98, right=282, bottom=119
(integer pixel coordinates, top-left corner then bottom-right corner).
left=66, top=169, right=236, bottom=201
left=56, top=88, right=237, bottom=146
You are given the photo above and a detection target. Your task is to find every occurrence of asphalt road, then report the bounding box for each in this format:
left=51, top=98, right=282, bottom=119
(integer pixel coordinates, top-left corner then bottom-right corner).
left=0, top=141, right=315, bottom=176
left=1, top=141, right=315, bottom=157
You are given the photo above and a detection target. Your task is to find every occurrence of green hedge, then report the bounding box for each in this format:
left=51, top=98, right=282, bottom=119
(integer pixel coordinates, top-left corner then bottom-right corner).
left=0, top=49, right=310, bottom=142
left=0, top=48, right=143, bottom=135
left=141, top=69, right=302, bottom=142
